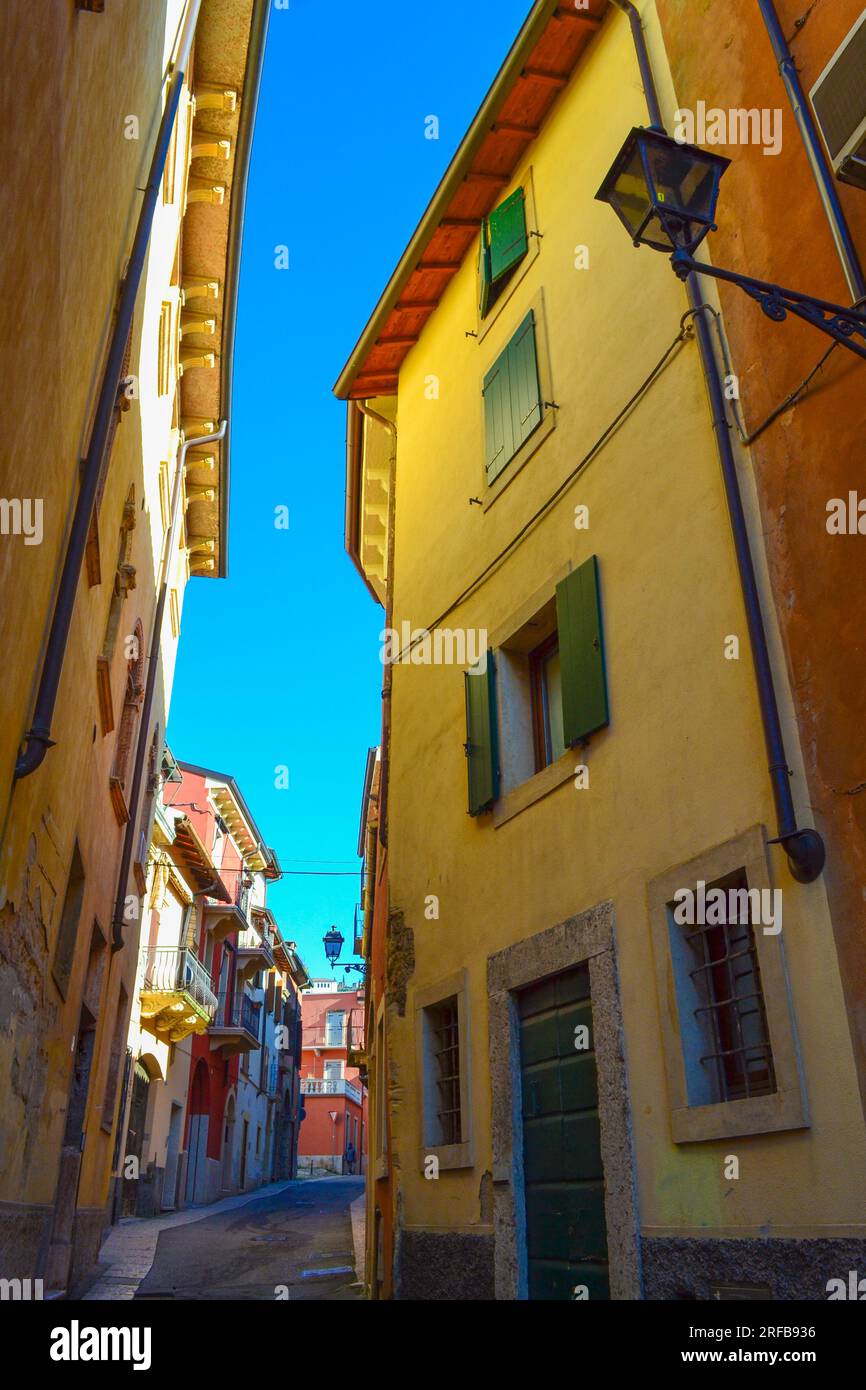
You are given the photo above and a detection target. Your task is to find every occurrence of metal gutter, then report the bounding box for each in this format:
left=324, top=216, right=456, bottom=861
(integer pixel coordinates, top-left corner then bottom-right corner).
left=757, top=0, right=866, bottom=303
left=611, top=0, right=824, bottom=882
left=14, top=0, right=203, bottom=781
left=333, top=0, right=563, bottom=399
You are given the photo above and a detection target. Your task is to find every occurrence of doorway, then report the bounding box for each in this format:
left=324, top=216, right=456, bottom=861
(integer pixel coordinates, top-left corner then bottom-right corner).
left=221, top=1094, right=236, bottom=1191
left=162, top=1102, right=183, bottom=1210
left=518, top=962, right=609, bottom=1300
left=122, top=1063, right=151, bottom=1216
left=239, top=1116, right=249, bottom=1190
left=186, top=1059, right=210, bottom=1205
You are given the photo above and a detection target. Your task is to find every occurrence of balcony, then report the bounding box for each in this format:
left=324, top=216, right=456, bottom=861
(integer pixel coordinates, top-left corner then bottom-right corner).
left=301, top=1076, right=363, bottom=1106
left=347, top=1011, right=367, bottom=1071
left=353, top=901, right=364, bottom=957
left=208, top=990, right=261, bottom=1056
left=139, top=946, right=217, bottom=1043
left=303, top=1023, right=349, bottom=1049
left=201, top=877, right=252, bottom=942
left=236, top=918, right=274, bottom=983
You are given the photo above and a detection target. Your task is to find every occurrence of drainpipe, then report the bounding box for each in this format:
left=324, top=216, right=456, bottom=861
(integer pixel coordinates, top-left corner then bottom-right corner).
left=611, top=0, right=824, bottom=881
left=757, top=0, right=866, bottom=302
left=14, top=0, right=203, bottom=782
left=110, top=421, right=227, bottom=953
left=356, top=401, right=397, bottom=852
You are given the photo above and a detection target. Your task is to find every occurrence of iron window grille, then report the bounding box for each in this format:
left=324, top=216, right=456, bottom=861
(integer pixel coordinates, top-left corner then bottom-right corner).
left=680, top=870, right=777, bottom=1103
left=430, top=997, right=462, bottom=1145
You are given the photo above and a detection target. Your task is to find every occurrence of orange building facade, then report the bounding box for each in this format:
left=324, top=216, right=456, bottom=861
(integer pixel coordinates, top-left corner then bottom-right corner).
left=655, top=0, right=866, bottom=1121
left=298, top=981, right=367, bottom=1176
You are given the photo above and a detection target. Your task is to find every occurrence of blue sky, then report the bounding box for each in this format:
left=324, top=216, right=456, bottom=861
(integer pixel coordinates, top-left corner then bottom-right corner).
left=167, top=0, right=531, bottom=974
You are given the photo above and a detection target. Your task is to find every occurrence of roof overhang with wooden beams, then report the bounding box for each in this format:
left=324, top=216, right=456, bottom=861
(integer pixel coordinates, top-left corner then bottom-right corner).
left=333, top=0, right=608, bottom=402
left=181, top=0, right=269, bottom=579
left=169, top=813, right=232, bottom=901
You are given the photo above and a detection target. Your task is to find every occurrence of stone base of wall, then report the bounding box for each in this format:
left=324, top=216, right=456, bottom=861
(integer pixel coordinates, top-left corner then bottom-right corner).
left=68, top=1206, right=111, bottom=1298
left=298, top=1155, right=344, bottom=1175
left=642, top=1237, right=866, bottom=1301
left=395, top=1230, right=495, bottom=1301
left=0, top=1200, right=52, bottom=1280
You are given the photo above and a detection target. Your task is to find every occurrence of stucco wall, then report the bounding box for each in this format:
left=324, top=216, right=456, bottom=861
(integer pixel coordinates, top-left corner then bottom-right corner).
left=380, top=5, right=866, bottom=1271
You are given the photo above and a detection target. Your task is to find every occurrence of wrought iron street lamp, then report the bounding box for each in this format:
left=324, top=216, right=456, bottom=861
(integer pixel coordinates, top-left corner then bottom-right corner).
left=322, top=924, right=367, bottom=978
left=323, top=925, right=344, bottom=965
left=596, top=126, right=866, bottom=359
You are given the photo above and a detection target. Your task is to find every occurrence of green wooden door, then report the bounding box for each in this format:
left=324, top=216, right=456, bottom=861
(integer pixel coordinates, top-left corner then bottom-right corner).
left=518, top=962, right=609, bottom=1300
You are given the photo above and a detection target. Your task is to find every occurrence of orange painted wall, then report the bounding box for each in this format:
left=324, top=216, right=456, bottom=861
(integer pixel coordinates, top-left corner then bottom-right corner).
left=656, top=0, right=866, bottom=1113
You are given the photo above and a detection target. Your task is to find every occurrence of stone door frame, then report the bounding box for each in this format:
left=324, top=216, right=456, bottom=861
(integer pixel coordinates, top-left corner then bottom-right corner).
left=486, top=898, right=642, bottom=1300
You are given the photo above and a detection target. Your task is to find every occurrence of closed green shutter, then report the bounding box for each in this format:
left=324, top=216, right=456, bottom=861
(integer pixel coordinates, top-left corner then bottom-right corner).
left=508, top=310, right=542, bottom=450
left=556, top=556, right=609, bottom=746
left=483, top=349, right=514, bottom=483
left=488, top=187, right=528, bottom=283
left=464, top=651, right=499, bottom=815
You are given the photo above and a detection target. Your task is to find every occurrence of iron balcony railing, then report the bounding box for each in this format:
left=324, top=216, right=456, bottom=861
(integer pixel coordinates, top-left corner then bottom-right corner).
left=139, top=946, right=217, bottom=1019
left=301, top=1076, right=363, bottom=1105
left=302, top=1009, right=365, bottom=1051
left=213, top=989, right=261, bottom=1039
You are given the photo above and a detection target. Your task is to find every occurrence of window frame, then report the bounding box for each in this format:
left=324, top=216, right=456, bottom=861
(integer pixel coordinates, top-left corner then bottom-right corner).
left=414, top=970, right=473, bottom=1172
left=528, top=630, right=563, bottom=772
left=480, top=287, right=556, bottom=509
left=476, top=166, right=541, bottom=341
left=647, top=824, right=808, bottom=1143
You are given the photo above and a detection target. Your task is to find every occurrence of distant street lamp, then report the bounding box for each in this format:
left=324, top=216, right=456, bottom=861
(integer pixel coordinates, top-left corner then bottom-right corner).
left=323, top=925, right=344, bottom=965
left=322, top=924, right=366, bottom=978
left=596, top=126, right=866, bottom=359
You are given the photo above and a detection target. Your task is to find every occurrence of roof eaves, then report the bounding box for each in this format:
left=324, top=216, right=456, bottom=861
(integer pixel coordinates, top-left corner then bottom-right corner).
left=333, top=0, right=562, bottom=400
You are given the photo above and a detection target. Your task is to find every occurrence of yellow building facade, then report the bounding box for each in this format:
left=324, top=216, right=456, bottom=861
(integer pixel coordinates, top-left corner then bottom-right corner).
left=339, top=1, right=866, bottom=1299
left=0, top=0, right=266, bottom=1293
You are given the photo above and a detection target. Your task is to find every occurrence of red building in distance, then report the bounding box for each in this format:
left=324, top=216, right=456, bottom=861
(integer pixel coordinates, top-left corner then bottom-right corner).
left=298, top=980, right=367, bottom=1175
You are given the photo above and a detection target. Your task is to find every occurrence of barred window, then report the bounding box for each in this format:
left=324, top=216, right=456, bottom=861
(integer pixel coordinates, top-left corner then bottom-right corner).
left=428, top=997, right=462, bottom=1146
left=671, top=869, right=776, bottom=1106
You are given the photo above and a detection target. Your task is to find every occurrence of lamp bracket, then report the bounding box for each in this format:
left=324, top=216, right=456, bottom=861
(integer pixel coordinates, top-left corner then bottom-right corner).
left=673, top=250, right=866, bottom=361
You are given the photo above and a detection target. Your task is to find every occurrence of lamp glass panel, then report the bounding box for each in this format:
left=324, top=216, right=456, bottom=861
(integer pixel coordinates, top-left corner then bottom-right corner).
left=607, top=141, right=653, bottom=238
left=645, top=141, right=719, bottom=222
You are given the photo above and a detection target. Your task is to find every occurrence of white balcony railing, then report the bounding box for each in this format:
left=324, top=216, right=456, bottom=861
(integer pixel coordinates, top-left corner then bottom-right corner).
left=139, top=946, right=218, bottom=1018
left=301, top=1077, right=362, bottom=1105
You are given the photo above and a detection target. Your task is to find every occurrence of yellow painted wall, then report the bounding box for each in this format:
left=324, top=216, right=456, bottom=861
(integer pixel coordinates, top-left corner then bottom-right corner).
left=381, top=7, right=866, bottom=1246
left=0, top=0, right=191, bottom=1238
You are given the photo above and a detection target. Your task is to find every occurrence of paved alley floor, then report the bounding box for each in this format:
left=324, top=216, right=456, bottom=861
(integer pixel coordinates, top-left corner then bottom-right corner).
left=83, top=1177, right=365, bottom=1302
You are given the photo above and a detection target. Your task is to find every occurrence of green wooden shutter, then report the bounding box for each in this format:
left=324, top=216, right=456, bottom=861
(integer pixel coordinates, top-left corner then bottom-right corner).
left=464, top=651, right=499, bottom=815
left=507, top=310, right=542, bottom=450
left=488, top=188, right=528, bottom=283
left=556, top=556, right=609, bottom=746
left=483, top=348, right=514, bottom=483
left=479, top=223, right=493, bottom=318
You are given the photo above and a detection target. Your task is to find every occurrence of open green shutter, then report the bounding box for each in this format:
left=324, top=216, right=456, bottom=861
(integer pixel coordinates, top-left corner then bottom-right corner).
left=488, top=188, right=528, bottom=283
left=479, top=223, right=493, bottom=318
left=556, top=556, right=609, bottom=746
left=483, top=347, right=515, bottom=483
left=464, top=651, right=499, bottom=815
left=507, top=310, right=542, bottom=450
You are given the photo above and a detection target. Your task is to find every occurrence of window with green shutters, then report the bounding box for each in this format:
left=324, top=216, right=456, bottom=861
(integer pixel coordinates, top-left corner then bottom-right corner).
left=555, top=556, right=610, bottom=746
left=483, top=310, right=542, bottom=484
left=464, top=652, right=499, bottom=815
left=462, top=561, right=609, bottom=816
left=479, top=187, right=529, bottom=318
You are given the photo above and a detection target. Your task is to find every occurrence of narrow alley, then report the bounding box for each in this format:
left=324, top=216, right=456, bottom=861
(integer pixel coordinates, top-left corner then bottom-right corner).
left=86, top=1178, right=364, bottom=1302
